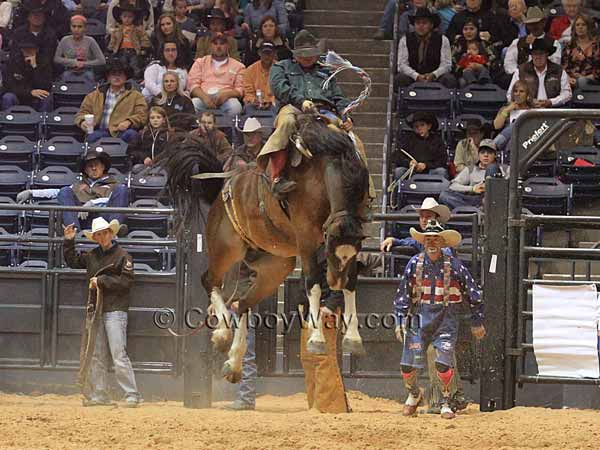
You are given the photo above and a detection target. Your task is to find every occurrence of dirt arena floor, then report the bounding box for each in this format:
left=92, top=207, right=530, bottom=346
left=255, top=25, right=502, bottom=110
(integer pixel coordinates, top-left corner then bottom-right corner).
left=1, top=390, right=599, bottom=450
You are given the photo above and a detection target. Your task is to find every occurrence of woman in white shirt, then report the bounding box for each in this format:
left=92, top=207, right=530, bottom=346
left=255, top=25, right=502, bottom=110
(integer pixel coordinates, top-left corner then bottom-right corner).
left=493, top=80, right=533, bottom=152
left=142, top=40, right=188, bottom=102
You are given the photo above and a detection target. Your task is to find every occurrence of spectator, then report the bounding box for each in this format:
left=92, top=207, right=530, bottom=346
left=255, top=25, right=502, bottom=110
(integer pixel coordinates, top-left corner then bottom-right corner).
left=107, top=2, right=151, bottom=80
left=500, top=7, right=562, bottom=88
left=374, top=0, right=397, bottom=40
left=150, top=71, right=195, bottom=117
left=453, top=117, right=486, bottom=173
left=242, top=0, right=288, bottom=37
left=106, top=0, right=154, bottom=37
left=151, top=13, right=193, bottom=68
left=396, top=8, right=457, bottom=88
left=194, top=8, right=241, bottom=61
left=549, top=0, right=582, bottom=44
left=189, top=111, right=232, bottom=163
left=496, top=0, right=527, bottom=48
left=244, top=14, right=292, bottom=66
left=10, top=2, right=59, bottom=61
left=507, top=38, right=572, bottom=108
left=73, top=0, right=110, bottom=23
left=396, top=0, right=428, bottom=39
left=452, top=18, right=494, bottom=86
left=493, top=80, right=533, bottom=152
left=173, top=0, right=201, bottom=43
left=243, top=41, right=276, bottom=114
left=12, top=0, right=69, bottom=39
left=435, top=0, right=459, bottom=34
left=127, top=106, right=171, bottom=166
left=439, top=139, right=506, bottom=209
left=187, top=33, right=245, bottom=115
left=223, top=116, right=263, bottom=171
left=2, top=36, right=54, bottom=112
left=0, top=1, right=14, bottom=41
left=393, top=112, right=448, bottom=180
left=214, top=0, right=239, bottom=35
left=75, top=58, right=148, bottom=143
left=16, top=150, right=129, bottom=232
left=445, top=0, right=502, bottom=47
left=54, top=15, right=106, bottom=82
left=142, top=40, right=189, bottom=102
left=561, top=14, right=600, bottom=89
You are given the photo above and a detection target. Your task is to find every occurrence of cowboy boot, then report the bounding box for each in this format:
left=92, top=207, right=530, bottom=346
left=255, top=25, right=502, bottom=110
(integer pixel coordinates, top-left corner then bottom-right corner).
left=270, top=149, right=296, bottom=199
left=402, top=369, right=423, bottom=416
left=437, top=369, right=456, bottom=419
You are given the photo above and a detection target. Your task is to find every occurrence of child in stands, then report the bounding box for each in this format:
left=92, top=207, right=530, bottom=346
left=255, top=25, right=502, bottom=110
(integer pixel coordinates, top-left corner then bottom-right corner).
left=127, top=106, right=171, bottom=167
left=108, top=3, right=151, bottom=79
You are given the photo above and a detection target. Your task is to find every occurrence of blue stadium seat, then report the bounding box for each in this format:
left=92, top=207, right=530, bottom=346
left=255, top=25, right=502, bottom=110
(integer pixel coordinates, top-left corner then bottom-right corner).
left=44, top=107, right=84, bottom=140
left=108, top=167, right=128, bottom=184
left=133, top=262, right=156, bottom=273
left=0, top=196, right=21, bottom=234
left=571, top=84, right=600, bottom=109
left=521, top=177, right=571, bottom=215
left=0, top=165, right=30, bottom=200
left=130, top=166, right=168, bottom=202
left=0, top=227, right=15, bottom=266
left=19, top=260, right=48, bottom=269
left=0, top=135, right=37, bottom=171
left=18, top=227, right=50, bottom=263
left=127, top=199, right=170, bottom=237
left=86, top=19, right=107, bottom=51
left=51, top=78, right=95, bottom=109
left=90, top=138, right=129, bottom=172
left=24, top=199, right=60, bottom=231
left=457, top=83, right=506, bottom=120
left=31, top=166, right=78, bottom=190
left=397, top=174, right=450, bottom=208
left=0, top=106, right=44, bottom=141
left=122, top=230, right=166, bottom=270
left=39, top=136, right=85, bottom=170
left=398, top=82, right=452, bottom=117
left=558, top=146, right=600, bottom=198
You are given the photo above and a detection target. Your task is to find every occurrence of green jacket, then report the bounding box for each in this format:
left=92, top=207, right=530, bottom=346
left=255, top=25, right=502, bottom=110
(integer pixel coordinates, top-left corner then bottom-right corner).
left=269, top=59, right=351, bottom=116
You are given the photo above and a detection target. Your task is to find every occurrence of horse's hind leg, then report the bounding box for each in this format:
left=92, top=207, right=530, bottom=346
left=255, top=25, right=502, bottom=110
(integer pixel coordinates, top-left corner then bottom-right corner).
left=221, top=253, right=296, bottom=383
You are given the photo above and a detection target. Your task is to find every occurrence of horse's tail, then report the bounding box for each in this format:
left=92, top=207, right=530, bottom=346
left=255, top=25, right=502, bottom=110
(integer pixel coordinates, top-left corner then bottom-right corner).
left=156, top=133, right=224, bottom=232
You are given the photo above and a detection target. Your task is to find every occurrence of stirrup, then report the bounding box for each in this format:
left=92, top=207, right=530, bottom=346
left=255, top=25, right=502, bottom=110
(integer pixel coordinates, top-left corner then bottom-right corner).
left=272, top=177, right=297, bottom=199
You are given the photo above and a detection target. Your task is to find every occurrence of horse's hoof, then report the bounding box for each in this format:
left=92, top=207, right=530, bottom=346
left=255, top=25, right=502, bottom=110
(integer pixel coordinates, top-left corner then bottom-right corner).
left=222, top=361, right=242, bottom=384
left=306, top=340, right=327, bottom=355
left=212, top=329, right=232, bottom=353
left=342, top=338, right=365, bottom=356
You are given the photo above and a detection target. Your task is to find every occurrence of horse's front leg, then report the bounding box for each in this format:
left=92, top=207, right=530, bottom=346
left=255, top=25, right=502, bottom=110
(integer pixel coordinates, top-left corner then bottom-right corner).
left=342, top=288, right=365, bottom=355
left=303, top=253, right=327, bottom=355
left=222, top=311, right=247, bottom=383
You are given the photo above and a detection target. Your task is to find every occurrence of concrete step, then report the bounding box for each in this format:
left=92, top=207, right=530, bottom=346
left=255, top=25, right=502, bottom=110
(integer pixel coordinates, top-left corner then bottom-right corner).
left=325, top=38, right=391, bottom=54
left=364, top=221, right=382, bottom=237
left=357, top=97, right=388, bottom=113
left=355, top=126, right=385, bottom=143
left=338, top=53, right=390, bottom=68
left=306, top=0, right=387, bottom=11
left=337, top=67, right=389, bottom=84
left=353, top=112, right=387, bottom=128
left=306, top=25, right=379, bottom=40
left=367, top=157, right=384, bottom=173
left=304, top=10, right=381, bottom=27
left=339, top=81, right=389, bottom=98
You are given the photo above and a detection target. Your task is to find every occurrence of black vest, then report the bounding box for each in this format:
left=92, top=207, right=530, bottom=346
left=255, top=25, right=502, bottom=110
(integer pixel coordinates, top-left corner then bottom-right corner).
left=517, top=35, right=556, bottom=66
left=519, top=61, right=563, bottom=100
left=406, top=32, right=444, bottom=75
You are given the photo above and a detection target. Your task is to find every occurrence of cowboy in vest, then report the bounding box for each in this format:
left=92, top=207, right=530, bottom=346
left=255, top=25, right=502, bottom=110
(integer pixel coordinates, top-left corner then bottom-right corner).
left=394, top=220, right=485, bottom=419
left=256, top=30, right=356, bottom=199
left=507, top=39, right=572, bottom=108
left=396, top=8, right=456, bottom=89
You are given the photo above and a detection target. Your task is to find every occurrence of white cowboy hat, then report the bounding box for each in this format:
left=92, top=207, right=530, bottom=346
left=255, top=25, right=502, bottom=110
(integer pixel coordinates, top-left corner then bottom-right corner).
left=413, top=197, right=451, bottom=224
left=83, top=217, right=120, bottom=241
left=242, top=117, right=262, bottom=133
left=410, top=220, right=462, bottom=248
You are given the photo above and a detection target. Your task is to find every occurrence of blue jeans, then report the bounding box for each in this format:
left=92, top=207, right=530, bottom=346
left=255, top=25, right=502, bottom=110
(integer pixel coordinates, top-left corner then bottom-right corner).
left=494, top=124, right=513, bottom=153
left=438, top=164, right=500, bottom=209
left=379, top=0, right=397, bottom=34
left=90, top=311, right=140, bottom=401
left=192, top=97, right=243, bottom=116
left=234, top=312, right=257, bottom=406
left=57, top=184, right=129, bottom=230
left=86, top=128, right=139, bottom=144
left=1, top=92, right=53, bottom=112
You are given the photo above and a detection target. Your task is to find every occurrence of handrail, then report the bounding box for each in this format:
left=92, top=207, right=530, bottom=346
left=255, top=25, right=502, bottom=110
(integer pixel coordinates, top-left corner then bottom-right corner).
left=0, top=203, right=174, bottom=215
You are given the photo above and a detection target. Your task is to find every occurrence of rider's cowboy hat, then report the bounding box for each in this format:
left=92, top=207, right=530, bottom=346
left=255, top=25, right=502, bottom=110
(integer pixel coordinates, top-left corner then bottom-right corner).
left=523, top=6, right=545, bottom=24
left=242, top=117, right=263, bottom=133
left=413, top=197, right=451, bottom=224
left=410, top=220, right=462, bottom=248
left=407, top=111, right=439, bottom=132
left=83, top=217, right=120, bottom=241
left=293, top=30, right=323, bottom=58
left=408, top=8, right=441, bottom=29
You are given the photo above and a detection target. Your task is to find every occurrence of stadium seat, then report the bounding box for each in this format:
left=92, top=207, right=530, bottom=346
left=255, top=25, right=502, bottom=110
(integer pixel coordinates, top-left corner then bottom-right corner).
left=449, top=206, right=480, bottom=239
left=19, top=260, right=48, bottom=269
left=521, top=177, right=571, bottom=215
left=18, top=227, right=50, bottom=263
left=398, top=82, right=452, bottom=117
left=31, top=166, right=78, bottom=190
left=130, top=166, right=168, bottom=202
left=108, top=167, right=128, bottom=184
left=397, top=174, right=450, bottom=208
left=456, top=83, right=506, bottom=120
left=0, top=227, right=15, bottom=266
left=392, top=204, right=418, bottom=236
left=571, top=84, right=600, bottom=109
left=0, top=196, right=21, bottom=234
left=86, top=19, right=107, bottom=51
left=90, top=138, right=129, bottom=172
left=127, top=199, right=170, bottom=237
left=133, top=262, right=156, bottom=273
left=558, top=146, right=600, bottom=198
left=0, top=106, right=44, bottom=141
left=44, top=107, right=84, bottom=140
left=122, top=230, right=166, bottom=270
left=39, top=136, right=85, bottom=170
left=0, top=165, right=30, bottom=200
left=24, top=199, right=60, bottom=231
left=51, top=78, right=95, bottom=109
left=0, top=135, right=37, bottom=171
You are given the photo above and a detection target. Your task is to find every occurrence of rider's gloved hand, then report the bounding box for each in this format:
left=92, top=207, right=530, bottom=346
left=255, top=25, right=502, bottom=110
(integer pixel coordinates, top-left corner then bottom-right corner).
left=302, top=100, right=316, bottom=113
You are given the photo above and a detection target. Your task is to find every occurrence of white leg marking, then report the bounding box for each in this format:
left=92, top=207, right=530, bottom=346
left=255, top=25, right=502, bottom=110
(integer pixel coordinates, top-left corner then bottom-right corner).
left=343, top=289, right=361, bottom=342
left=307, top=283, right=325, bottom=344
left=211, top=287, right=231, bottom=344
left=227, top=312, right=248, bottom=373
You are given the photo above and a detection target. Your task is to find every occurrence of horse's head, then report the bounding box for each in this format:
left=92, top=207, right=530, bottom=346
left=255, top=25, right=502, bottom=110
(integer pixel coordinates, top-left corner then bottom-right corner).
left=324, top=213, right=365, bottom=290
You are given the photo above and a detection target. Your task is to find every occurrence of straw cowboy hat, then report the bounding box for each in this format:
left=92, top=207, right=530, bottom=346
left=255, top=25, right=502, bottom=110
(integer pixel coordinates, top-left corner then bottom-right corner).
left=523, top=6, right=545, bottom=24
left=292, top=30, right=323, bottom=58
left=242, top=117, right=262, bottom=133
left=410, top=220, right=462, bottom=248
left=414, top=197, right=451, bottom=224
left=83, top=217, right=121, bottom=241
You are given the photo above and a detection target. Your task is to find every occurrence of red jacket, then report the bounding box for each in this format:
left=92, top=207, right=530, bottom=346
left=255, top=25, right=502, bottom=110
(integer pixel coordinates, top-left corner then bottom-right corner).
left=549, top=15, right=572, bottom=41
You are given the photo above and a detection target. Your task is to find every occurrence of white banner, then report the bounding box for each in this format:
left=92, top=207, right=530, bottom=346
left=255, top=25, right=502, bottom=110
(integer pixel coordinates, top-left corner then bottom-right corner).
left=532, top=284, right=600, bottom=378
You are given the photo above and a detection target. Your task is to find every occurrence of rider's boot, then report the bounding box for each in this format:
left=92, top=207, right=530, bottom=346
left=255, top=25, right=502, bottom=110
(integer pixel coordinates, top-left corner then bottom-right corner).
left=270, top=149, right=296, bottom=200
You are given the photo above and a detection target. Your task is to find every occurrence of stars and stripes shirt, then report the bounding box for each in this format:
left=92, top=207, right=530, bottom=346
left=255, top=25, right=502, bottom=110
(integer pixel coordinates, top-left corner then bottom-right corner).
left=394, top=253, right=484, bottom=326
left=100, top=87, right=125, bottom=131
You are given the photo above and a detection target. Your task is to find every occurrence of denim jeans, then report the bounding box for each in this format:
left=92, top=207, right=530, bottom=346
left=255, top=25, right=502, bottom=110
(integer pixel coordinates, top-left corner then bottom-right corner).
left=234, top=312, right=257, bottom=406
left=438, top=163, right=501, bottom=209
left=57, top=184, right=129, bottom=230
left=90, top=311, right=140, bottom=402
left=379, top=0, right=397, bottom=34
left=86, top=128, right=139, bottom=144
left=1, top=92, right=54, bottom=112
left=192, top=97, right=243, bottom=116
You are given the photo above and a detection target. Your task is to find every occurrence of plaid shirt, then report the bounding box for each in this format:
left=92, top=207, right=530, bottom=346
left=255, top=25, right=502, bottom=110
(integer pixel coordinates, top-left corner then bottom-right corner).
left=100, top=87, right=125, bottom=131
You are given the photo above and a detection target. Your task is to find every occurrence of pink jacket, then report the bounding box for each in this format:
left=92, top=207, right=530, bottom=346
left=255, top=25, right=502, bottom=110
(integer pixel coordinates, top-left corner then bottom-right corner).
left=187, top=56, right=245, bottom=97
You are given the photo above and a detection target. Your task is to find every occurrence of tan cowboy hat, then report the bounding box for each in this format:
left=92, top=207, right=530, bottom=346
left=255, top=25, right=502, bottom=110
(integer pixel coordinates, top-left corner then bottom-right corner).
left=83, top=217, right=120, bottom=241
left=413, top=197, right=451, bottom=224
left=523, top=6, right=545, bottom=24
left=242, top=117, right=262, bottom=133
left=410, top=220, right=462, bottom=248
